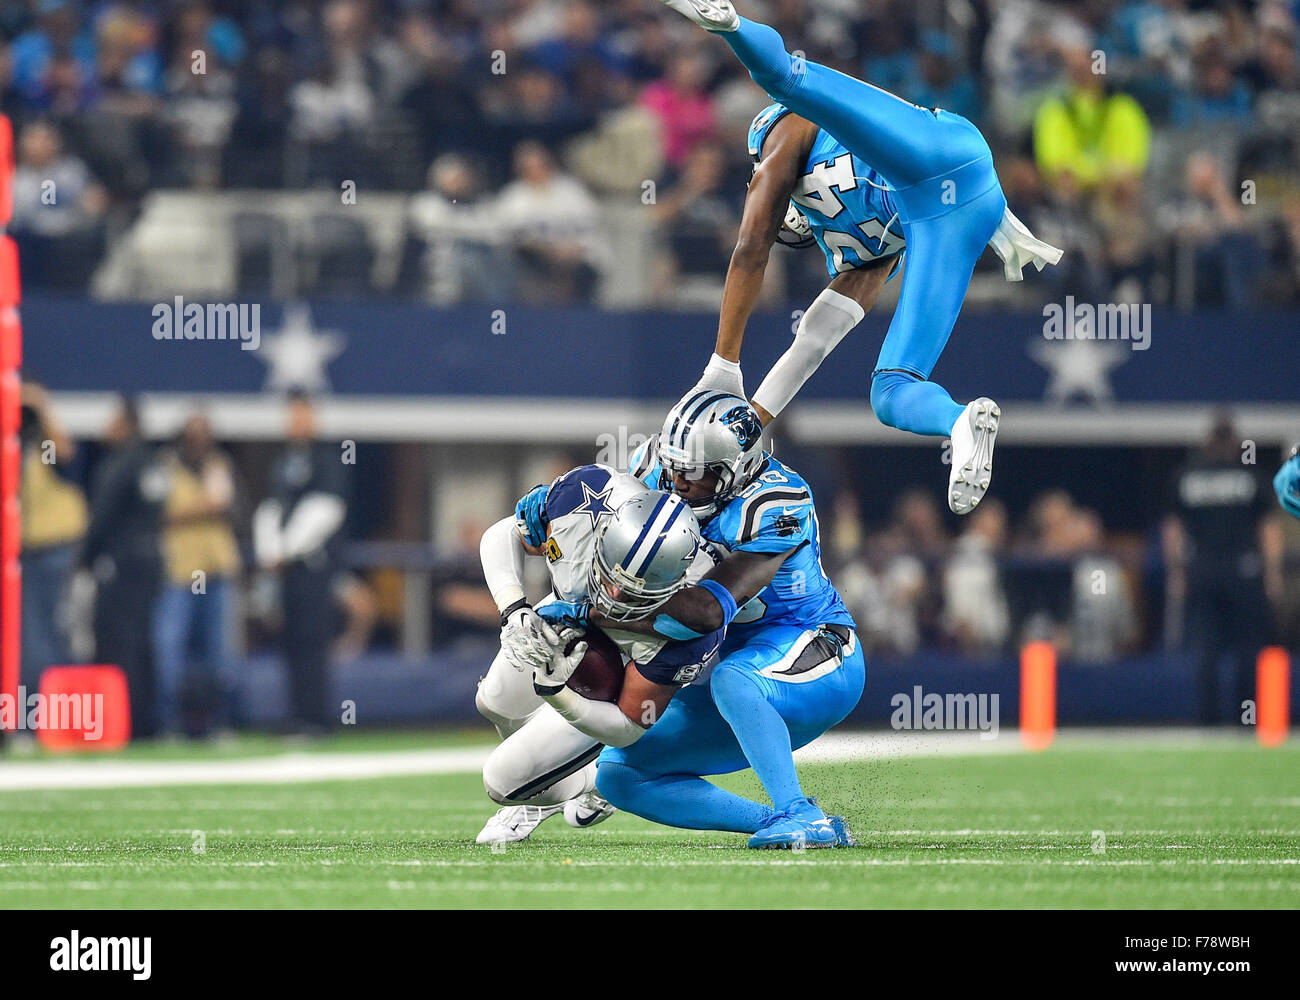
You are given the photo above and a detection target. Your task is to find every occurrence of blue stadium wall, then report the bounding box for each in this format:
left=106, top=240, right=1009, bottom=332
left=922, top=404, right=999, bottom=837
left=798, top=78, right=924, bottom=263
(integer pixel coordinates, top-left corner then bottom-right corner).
left=235, top=648, right=1300, bottom=728
left=21, top=296, right=1300, bottom=404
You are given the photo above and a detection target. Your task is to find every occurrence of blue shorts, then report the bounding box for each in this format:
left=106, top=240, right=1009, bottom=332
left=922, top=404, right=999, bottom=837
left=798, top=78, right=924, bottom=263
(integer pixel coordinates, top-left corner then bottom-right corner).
left=598, top=623, right=866, bottom=778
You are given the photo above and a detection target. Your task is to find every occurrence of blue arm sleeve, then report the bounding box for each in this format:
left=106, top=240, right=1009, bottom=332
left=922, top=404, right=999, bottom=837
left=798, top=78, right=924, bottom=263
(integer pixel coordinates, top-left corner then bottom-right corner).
left=651, top=612, right=708, bottom=641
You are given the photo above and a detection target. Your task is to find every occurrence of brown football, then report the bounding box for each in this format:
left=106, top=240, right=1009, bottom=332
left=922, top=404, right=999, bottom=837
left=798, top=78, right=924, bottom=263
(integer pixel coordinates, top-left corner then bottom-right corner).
left=564, top=627, right=625, bottom=703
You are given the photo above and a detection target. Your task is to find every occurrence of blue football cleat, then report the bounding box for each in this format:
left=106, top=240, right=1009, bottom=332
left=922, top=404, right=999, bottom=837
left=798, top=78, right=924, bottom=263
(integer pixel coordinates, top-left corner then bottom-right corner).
left=828, top=814, right=857, bottom=847
left=748, top=798, right=839, bottom=850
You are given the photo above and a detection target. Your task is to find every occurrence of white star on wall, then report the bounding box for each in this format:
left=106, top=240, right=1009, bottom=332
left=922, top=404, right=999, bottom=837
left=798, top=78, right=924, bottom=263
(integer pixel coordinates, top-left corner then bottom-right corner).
left=1028, top=336, right=1129, bottom=404
left=254, top=303, right=346, bottom=391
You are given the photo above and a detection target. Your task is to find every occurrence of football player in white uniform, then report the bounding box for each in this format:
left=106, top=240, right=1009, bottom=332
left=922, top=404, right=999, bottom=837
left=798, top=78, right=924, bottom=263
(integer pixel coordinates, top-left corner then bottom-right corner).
left=474, top=463, right=718, bottom=844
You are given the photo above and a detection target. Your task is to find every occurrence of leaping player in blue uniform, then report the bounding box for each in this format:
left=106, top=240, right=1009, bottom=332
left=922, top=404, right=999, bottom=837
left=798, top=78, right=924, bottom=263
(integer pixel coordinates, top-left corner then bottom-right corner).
left=661, top=0, right=1063, bottom=514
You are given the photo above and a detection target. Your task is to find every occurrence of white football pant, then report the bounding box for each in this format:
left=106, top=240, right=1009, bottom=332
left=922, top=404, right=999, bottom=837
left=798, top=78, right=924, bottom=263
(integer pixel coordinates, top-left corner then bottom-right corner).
left=476, top=646, right=601, bottom=806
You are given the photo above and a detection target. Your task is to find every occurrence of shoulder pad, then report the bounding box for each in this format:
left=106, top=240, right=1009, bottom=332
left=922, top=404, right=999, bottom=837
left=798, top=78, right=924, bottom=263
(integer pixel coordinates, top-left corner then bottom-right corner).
left=545, top=465, right=617, bottom=523
left=627, top=438, right=658, bottom=484
left=729, top=465, right=812, bottom=549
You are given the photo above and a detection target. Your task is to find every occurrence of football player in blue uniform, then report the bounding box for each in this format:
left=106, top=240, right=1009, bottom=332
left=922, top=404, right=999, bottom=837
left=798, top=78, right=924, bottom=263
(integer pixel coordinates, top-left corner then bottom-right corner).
left=1274, top=445, right=1300, bottom=520
left=524, top=393, right=865, bottom=848
left=661, top=0, right=1062, bottom=515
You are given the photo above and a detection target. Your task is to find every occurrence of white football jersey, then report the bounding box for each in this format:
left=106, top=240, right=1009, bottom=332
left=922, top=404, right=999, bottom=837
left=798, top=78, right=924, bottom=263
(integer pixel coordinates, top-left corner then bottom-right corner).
left=537, top=464, right=718, bottom=666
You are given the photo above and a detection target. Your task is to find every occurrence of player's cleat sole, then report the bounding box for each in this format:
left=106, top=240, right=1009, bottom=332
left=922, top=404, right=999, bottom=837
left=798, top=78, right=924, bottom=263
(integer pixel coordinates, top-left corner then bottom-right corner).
left=475, top=803, right=563, bottom=844
left=948, top=397, right=1001, bottom=515
left=564, top=791, right=617, bottom=829
left=659, top=0, right=740, bottom=32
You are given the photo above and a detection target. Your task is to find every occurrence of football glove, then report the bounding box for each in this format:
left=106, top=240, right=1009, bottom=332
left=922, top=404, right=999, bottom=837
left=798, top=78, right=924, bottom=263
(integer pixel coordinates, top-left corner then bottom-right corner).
left=534, top=627, right=587, bottom=697
left=1274, top=452, right=1300, bottom=520
left=499, top=600, right=563, bottom=673
left=536, top=599, right=591, bottom=630
left=691, top=353, right=745, bottom=398
left=514, top=484, right=549, bottom=547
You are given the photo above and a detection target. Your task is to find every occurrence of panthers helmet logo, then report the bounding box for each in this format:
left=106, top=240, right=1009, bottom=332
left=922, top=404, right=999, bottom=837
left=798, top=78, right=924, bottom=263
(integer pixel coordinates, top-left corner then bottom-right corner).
left=721, top=405, right=763, bottom=452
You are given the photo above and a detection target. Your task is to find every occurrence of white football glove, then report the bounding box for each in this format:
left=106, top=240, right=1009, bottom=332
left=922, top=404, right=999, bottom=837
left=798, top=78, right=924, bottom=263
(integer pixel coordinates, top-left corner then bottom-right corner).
left=689, top=353, right=745, bottom=398
left=533, top=627, right=586, bottom=697
left=499, top=602, right=563, bottom=674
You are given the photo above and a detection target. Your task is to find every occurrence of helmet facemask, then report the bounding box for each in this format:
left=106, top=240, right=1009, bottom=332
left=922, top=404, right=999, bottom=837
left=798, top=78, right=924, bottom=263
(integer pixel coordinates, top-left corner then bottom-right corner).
left=657, top=443, right=738, bottom=522
left=656, top=394, right=765, bottom=522
left=588, top=513, right=696, bottom=623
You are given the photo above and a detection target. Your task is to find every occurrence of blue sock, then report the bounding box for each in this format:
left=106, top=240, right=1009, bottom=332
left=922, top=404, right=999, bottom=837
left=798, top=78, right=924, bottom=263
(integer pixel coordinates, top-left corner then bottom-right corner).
left=871, top=370, right=965, bottom=437
left=710, top=667, right=806, bottom=813
left=596, top=762, right=773, bottom=833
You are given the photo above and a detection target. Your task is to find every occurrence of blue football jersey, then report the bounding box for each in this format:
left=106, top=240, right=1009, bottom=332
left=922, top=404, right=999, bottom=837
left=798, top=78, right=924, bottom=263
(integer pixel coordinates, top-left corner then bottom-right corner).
left=748, top=102, right=906, bottom=277
left=627, top=441, right=854, bottom=636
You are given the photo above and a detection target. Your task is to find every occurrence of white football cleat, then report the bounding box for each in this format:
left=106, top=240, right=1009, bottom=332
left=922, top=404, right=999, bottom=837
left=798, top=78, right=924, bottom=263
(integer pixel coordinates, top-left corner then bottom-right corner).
left=948, top=397, right=1001, bottom=515
left=564, top=791, right=617, bottom=829
left=475, top=804, right=563, bottom=845
left=659, top=0, right=739, bottom=32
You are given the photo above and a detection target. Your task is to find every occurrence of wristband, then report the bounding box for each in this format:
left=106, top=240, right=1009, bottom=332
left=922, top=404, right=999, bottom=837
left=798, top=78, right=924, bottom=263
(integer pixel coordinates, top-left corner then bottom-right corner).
left=698, top=579, right=739, bottom=627
left=499, top=598, right=530, bottom=628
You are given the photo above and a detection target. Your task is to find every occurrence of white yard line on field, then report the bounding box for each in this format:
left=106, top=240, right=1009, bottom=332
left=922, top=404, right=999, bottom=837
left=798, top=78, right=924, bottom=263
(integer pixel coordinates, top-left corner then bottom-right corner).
left=0, top=727, right=1275, bottom=791
left=0, top=747, right=493, bottom=791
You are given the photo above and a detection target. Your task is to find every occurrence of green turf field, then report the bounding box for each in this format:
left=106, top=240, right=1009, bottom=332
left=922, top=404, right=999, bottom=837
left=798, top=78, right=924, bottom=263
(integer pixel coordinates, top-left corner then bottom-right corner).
left=2, top=732, right=1298, bottom=908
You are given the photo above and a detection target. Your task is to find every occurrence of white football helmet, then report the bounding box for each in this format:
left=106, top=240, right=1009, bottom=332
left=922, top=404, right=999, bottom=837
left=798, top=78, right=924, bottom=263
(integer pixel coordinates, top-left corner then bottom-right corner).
left=589, top=490, right=703, bottom=622
left=656, top=392, right=765, bottom=520
left=776, top=201, right=816, bottom=248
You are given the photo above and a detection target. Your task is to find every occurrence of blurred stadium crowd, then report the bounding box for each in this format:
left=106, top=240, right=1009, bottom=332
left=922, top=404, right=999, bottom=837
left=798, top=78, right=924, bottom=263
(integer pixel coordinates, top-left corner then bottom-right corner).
left=3, top=0, right=1300, bottom=306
